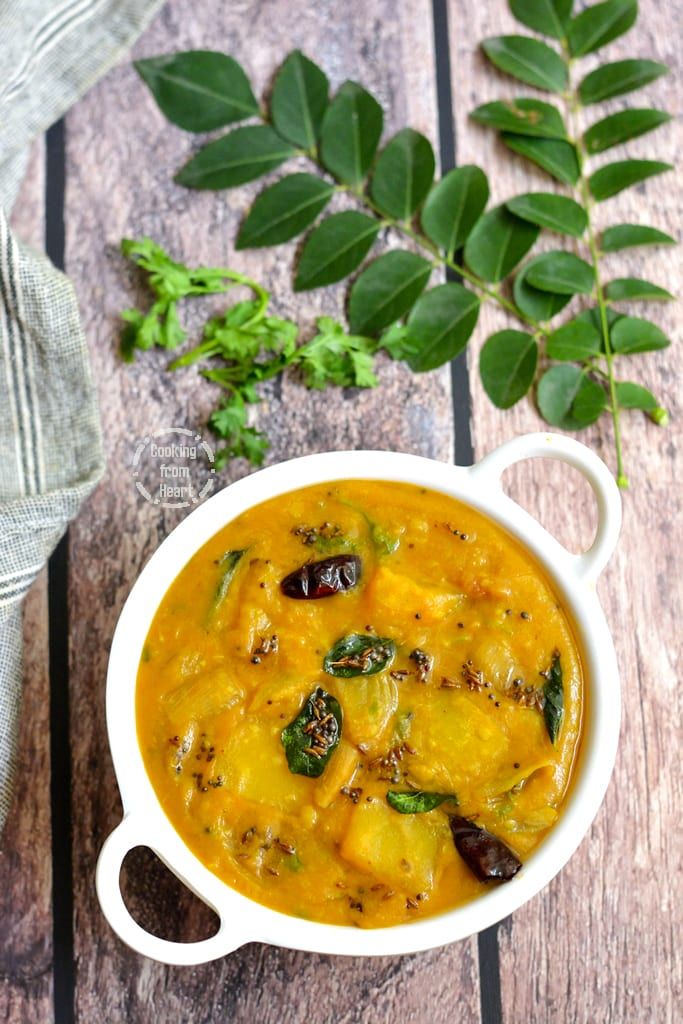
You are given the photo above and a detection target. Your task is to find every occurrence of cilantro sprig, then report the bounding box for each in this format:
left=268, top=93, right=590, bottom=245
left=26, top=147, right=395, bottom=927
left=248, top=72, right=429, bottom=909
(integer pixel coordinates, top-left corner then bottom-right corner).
left=119, top=237, right=385, bottom=468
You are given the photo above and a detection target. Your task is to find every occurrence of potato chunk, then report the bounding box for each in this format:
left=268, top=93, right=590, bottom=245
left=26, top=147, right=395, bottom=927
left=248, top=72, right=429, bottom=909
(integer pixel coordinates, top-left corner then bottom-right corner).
left=218, top=718, right=312, bottom=813
left=340, top=798, right=444, bottom=892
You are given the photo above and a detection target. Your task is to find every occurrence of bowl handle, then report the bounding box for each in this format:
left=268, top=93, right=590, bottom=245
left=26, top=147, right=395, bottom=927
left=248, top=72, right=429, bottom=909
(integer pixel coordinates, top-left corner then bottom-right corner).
left=468, top=432, right=622, bottom=585
left=96, top=814, right=241, bottom=965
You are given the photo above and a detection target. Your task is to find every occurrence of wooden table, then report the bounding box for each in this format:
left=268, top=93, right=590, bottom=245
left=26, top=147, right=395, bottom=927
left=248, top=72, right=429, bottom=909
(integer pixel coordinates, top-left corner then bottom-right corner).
left=2, top=1, right=680, bottom=1021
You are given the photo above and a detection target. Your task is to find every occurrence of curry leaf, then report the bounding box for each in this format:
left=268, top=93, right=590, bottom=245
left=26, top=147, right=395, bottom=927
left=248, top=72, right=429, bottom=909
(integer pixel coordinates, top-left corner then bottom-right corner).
left=605, top=278, right=673, bottom=302
left=479, top=330, right=538, bottom=408
left=236, top=174, right=334, bottom=248
left=589, top=159, right=672, bottom=201
left=615, top=381, right=659, bottom=411
left=464, top=206, right=539, bottom=283
left=567, top=0, right=638, bottom=57
left=579, top=58, right=668, bottom=104
left=211, top=548, right=247, bottom=615
left=387, top=791, right=458, bottom=814
left=584, top=109, right=671, bottom=155
left=537, top=366, right=607, bottom=429
left=320, top=81, right=383, bottom=187
left=526, top=251, right=595, bottom=295
left=543, top=651, right=563, bottom=743
left=135, top=51, right=258, bottom=132
left=502, top=134, right=580, bottom=184
left=323, top=633, right=396, bottom=677
left=371, top=128, right=435, bottom=219
left=481, top=36, right=568, bottom=92
left=610, top=316, right=669, bottom=354
left=175, top=126, right=296, bottom=189
left=506, top=193, right=587, bottom=237
left=421, top=166, right=489, bottom=256
left=471, top=99, right=566, bottom=138
left=405, top=284, right=481, bottom=372
left=509, top=0, right=572, bottom=40
left=601, top=223, right=676, bottom=251
left=281, top=688, right=342, bottom=777
left=546, top=318, right=601, bottom=361
left=513, top=259, right=571, bottom=321
left=348, top=251, right=432, bottom=335
left=270, top=50, right=329, bottom=148
left=295, top=211, right=380, bottom=291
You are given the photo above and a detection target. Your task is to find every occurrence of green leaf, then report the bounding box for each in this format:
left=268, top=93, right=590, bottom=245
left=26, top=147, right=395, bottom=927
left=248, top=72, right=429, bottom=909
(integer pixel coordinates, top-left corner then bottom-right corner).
left=371, top=128, right=435, bottom=219
left=471, top=99, right=566, bottom=138
left=281, top=687, right=342, bottom=778
left=320, top=81, right=383, bottom=187
left=610, top=316, right=669, bottom=354
left=135, top=51, right=258, bottom=132
left=605, top=278, right=673, bottom=302
left=481, top=36, right=568, bottom=92
left=236, top=174, right=333, bottom=248
left=574, top=306, right=623, bottom=345
left=509, top=0, right=572, bottom=40
left=514, top=259, right=571, bottom=321
left=175, top=126, right=296, bottom=190
left=579, top=59, right=668, bottom=104
left=210, top=394, right=269, bottom=467
left=405, top=283, right=481, bottom=372
left=584, top=109, right=671, bottom=154
left=297, top=317, right=379, bottom=389
left=547, top=318, right=601, bottom=360
left=464, top=206, right=539, bottom=283
left=537, top=366, right=607, bottom=428
left=348, top=251, right=432, bottom=335
left=615, top=381, right=659, bottom=410
left=567, top=0, right=638, bottom=57
left=506, top=193, right=587, bottom=236
left=543, top=651, right=563, bottom=743
left=323, top=633, right=396, bottom=677
left=421, top=166, right=489, bottom=256
left=386, top=791, right=457, bottom=814
left=601, top=223, right=676, bottom=251
left=502, top=134, right=580, bottom=184
left=295, top=211, right=380, bottom=291
left=479, top=329, right=538, bottom=408
left=526, top=251, right=595, bottom=295
left=211, top=549, right=247, bottom=616
left=270, top=50, right=329, bottom=148
left=589, top=159, right=672, bottom=201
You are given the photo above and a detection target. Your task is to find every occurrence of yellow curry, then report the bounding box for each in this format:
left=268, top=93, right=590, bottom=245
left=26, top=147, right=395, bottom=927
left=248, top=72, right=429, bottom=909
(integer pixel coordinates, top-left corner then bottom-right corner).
left=137, top=480, right=583, bottom=927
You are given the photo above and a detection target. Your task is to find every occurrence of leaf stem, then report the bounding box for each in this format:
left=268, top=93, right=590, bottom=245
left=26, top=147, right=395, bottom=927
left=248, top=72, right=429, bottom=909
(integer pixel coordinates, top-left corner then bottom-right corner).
left=333, top=179, right=541, bottom=331
left=566, top=80, right=628, bottom=487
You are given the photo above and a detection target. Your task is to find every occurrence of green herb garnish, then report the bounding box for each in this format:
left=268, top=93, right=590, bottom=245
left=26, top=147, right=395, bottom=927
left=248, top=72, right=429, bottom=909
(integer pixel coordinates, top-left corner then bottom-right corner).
left=543, top=650, right=564, bottom=744
left=281, top=687, right=342, bottom=778
left=212, top=548, right=247, bottom=614
left=386, top=790, right=458, bottom=814
left=323, top=633, right=396, bottom=677
left=120, top=240, right=380, bottom=467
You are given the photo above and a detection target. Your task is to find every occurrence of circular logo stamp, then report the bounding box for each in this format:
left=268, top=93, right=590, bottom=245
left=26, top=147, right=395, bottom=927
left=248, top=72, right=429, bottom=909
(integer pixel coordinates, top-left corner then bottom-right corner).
left=132, top=426, right=216, bottom=509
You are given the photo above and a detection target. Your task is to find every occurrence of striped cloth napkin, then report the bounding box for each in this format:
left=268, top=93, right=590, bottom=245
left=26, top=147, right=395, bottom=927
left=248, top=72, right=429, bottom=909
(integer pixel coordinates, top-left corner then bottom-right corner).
left=0, top=0, right=162, bottom=833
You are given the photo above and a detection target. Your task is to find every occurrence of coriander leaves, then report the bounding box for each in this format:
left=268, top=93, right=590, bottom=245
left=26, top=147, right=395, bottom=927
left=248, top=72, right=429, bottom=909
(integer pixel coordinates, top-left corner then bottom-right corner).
left=119, top=237, right=382, bottom=467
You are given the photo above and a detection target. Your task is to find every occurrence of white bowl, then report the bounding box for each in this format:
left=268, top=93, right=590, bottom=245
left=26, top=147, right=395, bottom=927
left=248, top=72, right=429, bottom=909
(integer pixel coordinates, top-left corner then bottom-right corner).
left=97, top=432, right=621, bottom=964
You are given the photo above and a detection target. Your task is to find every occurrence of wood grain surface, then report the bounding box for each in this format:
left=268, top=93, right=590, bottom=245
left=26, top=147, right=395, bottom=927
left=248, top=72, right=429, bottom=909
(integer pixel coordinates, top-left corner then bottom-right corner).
left=1, top=0, right=681, bottom=1022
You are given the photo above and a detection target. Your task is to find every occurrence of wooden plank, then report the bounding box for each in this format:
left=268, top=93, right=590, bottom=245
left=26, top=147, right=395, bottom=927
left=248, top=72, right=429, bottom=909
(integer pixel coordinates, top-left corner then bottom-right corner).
left=448, top=0, right=682, bottom=1020
left=64, top=2, right=481, bottom=1021
left=0, top=140, right=54, bottom=1024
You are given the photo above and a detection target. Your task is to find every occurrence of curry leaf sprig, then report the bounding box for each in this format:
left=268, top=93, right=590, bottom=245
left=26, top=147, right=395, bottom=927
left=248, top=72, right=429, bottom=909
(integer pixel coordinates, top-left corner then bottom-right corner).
left=120, top=236, right=382, bottom=467
left=133, top=0, right=675, bottom=486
